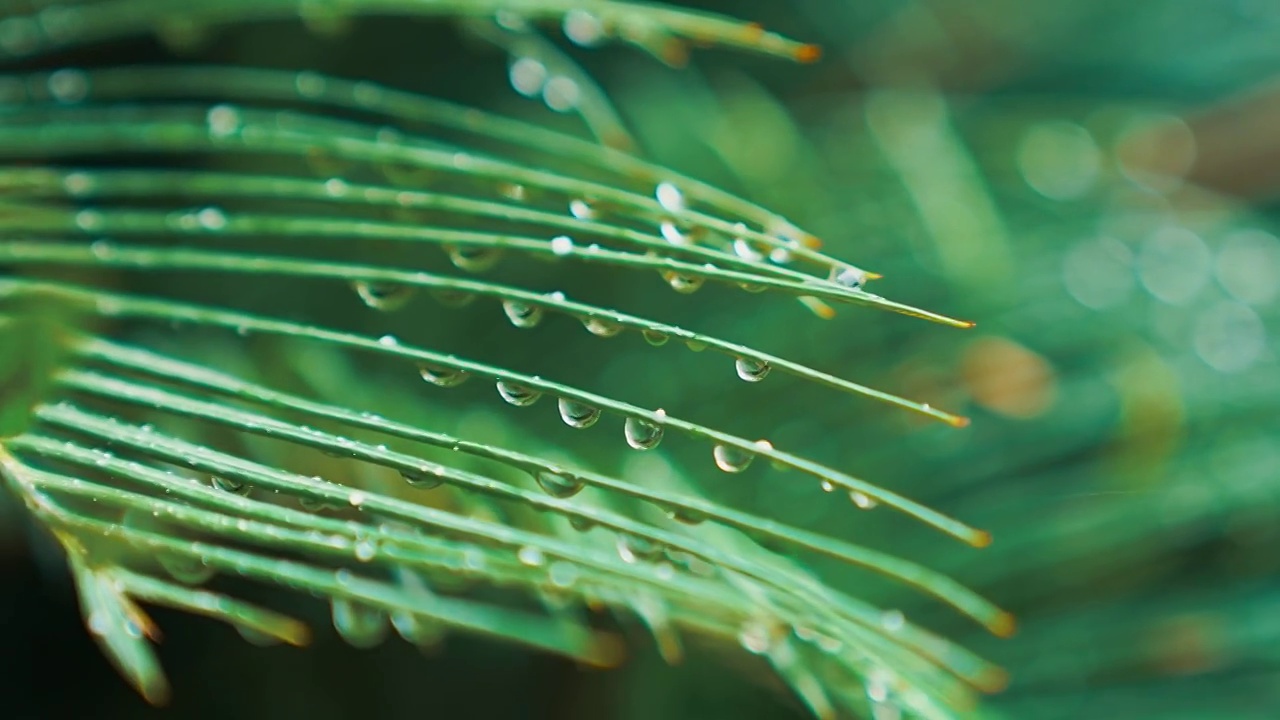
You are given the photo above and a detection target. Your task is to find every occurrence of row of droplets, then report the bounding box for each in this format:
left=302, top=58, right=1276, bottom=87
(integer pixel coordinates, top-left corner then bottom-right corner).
left=355, top=279, right=776, bottom=381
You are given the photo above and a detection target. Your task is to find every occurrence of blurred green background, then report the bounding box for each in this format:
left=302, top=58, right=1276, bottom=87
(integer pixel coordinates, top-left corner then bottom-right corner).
left=3, top=1, right=1279, bottom=718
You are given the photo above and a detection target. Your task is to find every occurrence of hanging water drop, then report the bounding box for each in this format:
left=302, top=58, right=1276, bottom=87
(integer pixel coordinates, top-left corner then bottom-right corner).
left=880, top=609, right=905, bottom=632
left=509, top=57, right=547, bottom=98
left=517, top=545, right=546, bottom=567
left=569, top=515, right=597, bottom=532
left=550, top=234, right=574, bottom=256
left=660, top=221, right=687, bottom=245
left=447, top=245, right=503, bottom=272
left=353, top=280, right=415, bottom=311
left=47, top=68, right=89, bottom=104
left=563, top=9, right=605, bottom=46
left=502, top=299, right=544, bottom=329
left=667, top=507, right=707, bottom=526
left=569, top=199, right=596, bottom=220
left=850, top=491, right=878, bottom=510
left=712, top=444, right=755, bottom=473
left=583, top=316, right=623, bottom=337
left=685, top=339, right=708, bottom=352
left=497, top=381, right=542, bottom=407
left=534, top=469, right=585, bottom=499
left=206, top=104, right=241, bottom=137
left=332, top=598, right=389, bottom=648
left=212, top=476, right=251, bottom=496
left=642, top=329, right=669, bottom=347
left=738, top=620, right=774, bottom=655
left=616, top=534, right=661, bottom=564
left=353, top=538, right=377, bottom=562
left=655, top=181, right=685, bottom=214
left=400, top=467, right=445, bottom=489
left=735, top=357, right=771, bottom=382
left=830, top=265, right=868, bottom=290
left=558, top=398, right=601, bottom=429
left=664, top=271, right=704, bottom=294
left=196, top=206, right=227, bottom=230
left=542, top=76, right=580, bottom=113
left=820, top=480, right=836, bottom=493
left=624, top=417, right=664, bottom=450
left=418, top=362, right=469, bottom=388
left=733, top=235, right=764, bottom=261
left=158, top=554, right=215, bottom=585
left=391, top=612, right=445, bottom=647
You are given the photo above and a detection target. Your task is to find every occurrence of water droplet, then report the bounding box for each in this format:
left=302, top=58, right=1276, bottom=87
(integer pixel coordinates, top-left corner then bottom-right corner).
left=733, top=236, right=764, bottom=261
left=294, top=70, right=327, bottom=98
left=353, top=280, right=415, bottom=311
left=323, top=177, right=349, bottom=197
left=850, top=491, right=878, bottom=510
left=158, top=553, right=215, bottom=585
left=569, top=515, right=596, bottom=532
left=667, top=507, right=707, bottom=525
left=497, top=381, right=542, bottom=407
left=212, top=476, right=251, bottom=496
left=509, top=57, right=547, bottom=97
left=713, top=444, right=755, bottom=473
left=542, top=76, right=580, bottom=113
left=558, top=398, right=601, bottom=429
left=517, top=545, right=546, bottom=567
left=550, top=235, right=574, bottom=256
left=685, top=339, right=708, bottom=352
left=735, top=357, right=771, bottom=382
left=664, top=271, right=704, bottom=294
left=400, top=467, right=444, bottom=489
left=548, top=561, right=579, bottom=588
left=583, top=316, right=623, bottom=337
left=299, top=496, right=337, bottom=511
left=569, top=199, right=596, bottom=220
left=656, top=182, right=685, bottom=214
left=47, top=68, right=89, bottom=103
left=90, top=239, right=114, bottom=259
left=624, top=417, right=664, bottom=450
left=738, top=621, right=774, bottom=655
left=354, top=538, right=377, bottom=562
left=642, top=329, right=669, bottom=347
left=348, top=491, right=366, bottom=507
left=880, top=609, right=905, bottom=632
left=535, top=469, right=585, bottom=499
left=332, top=598, right=389, bottom=648
left=75, top=209, right=103, bottom=231
left=829, top=265, right=867, bottom=290
left=391, top=612, right=445, bottom=647
left=62, top=171, right=93, bottom=196
left=205, top=104, right=241, bottom=137
left=418, top=362, right=469, bottom=388
left=377, top=334, right=399, bottom=347
left=447, top=245, right=503, bottom=272
left=820, top=480, right=836, bottom=493
left=499, top=183, right=527, bottom=202
left=195, top=206, right=227, bottom=230
left=502, top=299, right=544, bottom=329
left=616, top=534, right=661, bottom=564
left=660, top=221, right=688, bottom=245
left=563, top=9, right=605, bottom=46
left=430, top=288, right=476, bottom=308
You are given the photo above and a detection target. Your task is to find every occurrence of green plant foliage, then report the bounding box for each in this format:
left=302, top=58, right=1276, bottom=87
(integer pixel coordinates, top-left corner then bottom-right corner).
left=5, top=1, right=1278, bottom=719
left=0, top=2, right=1023, bottom=718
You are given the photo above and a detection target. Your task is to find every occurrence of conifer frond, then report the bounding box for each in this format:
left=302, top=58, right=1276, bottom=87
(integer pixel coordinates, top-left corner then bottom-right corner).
left=0, top=3, right=1011, bottom=718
